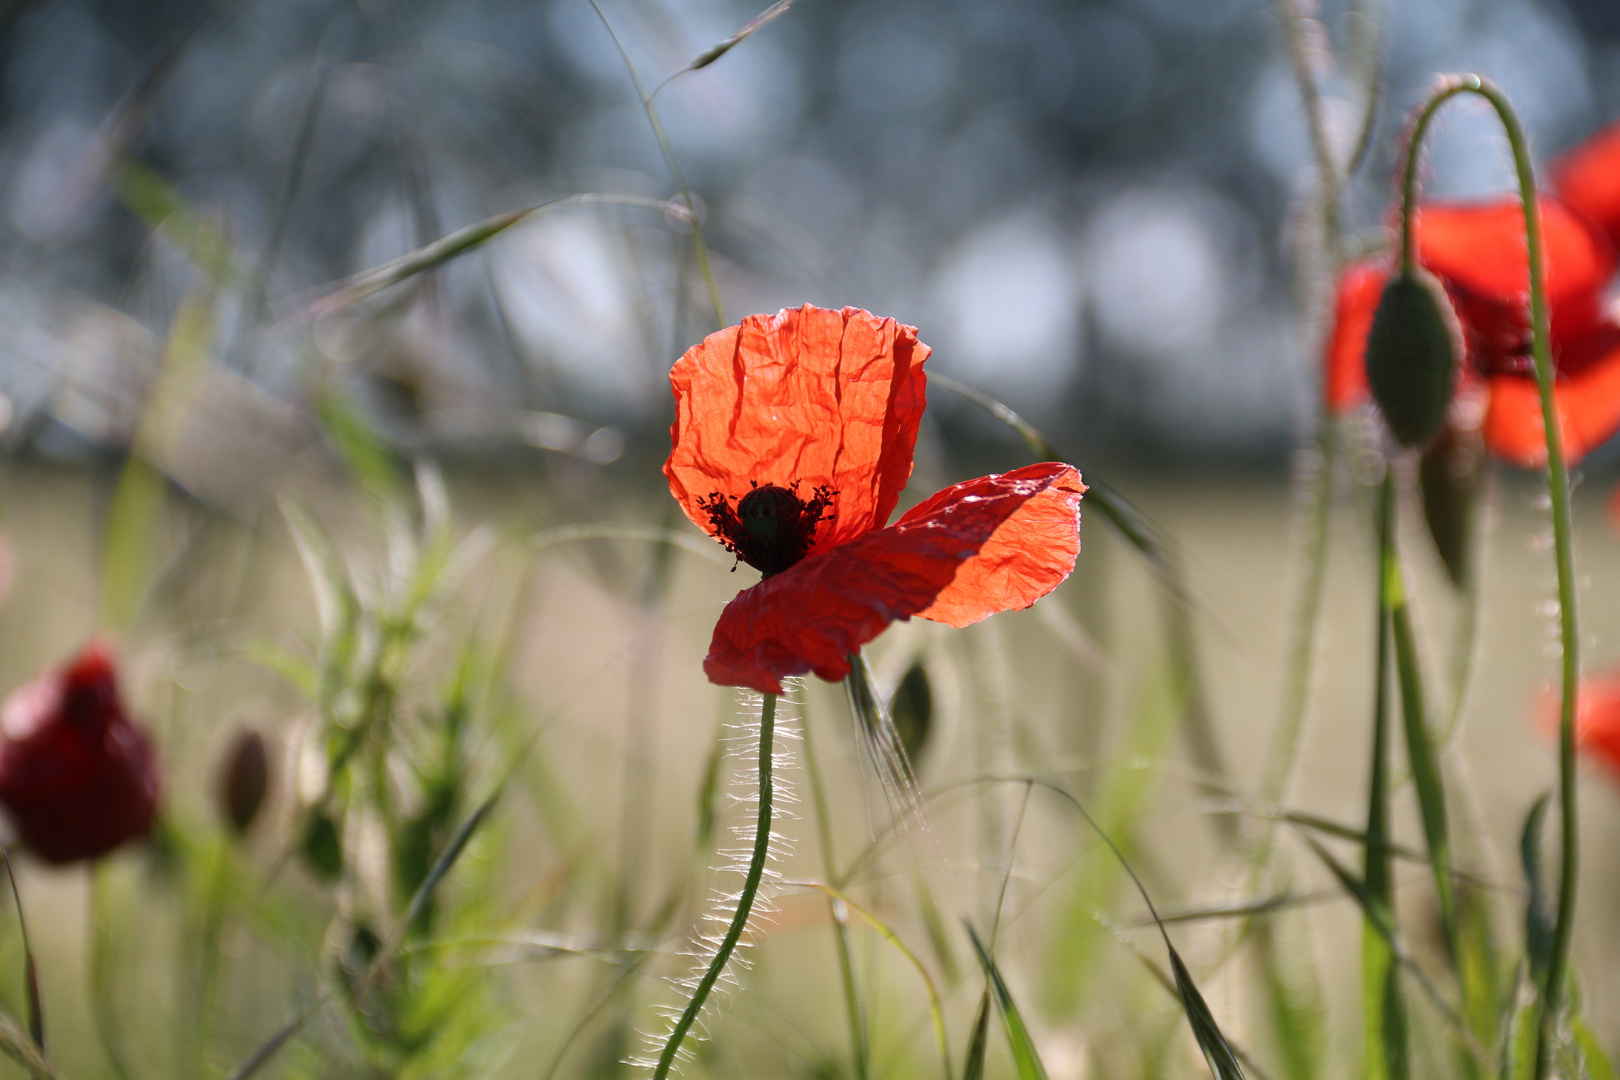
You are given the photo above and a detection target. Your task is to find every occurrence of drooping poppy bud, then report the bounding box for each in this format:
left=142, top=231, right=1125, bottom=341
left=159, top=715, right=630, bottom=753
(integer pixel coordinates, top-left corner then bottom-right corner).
left=216, top=728, right=270, bottom=836
left=1364, top=269, right=1461, bottom=447
left=0, top=645, right=160, bottom=864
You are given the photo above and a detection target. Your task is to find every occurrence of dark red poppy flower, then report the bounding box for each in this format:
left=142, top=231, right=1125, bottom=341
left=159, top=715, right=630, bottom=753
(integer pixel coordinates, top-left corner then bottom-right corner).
left=666, top=304, right=1086, bottom=695
left=0, top=644, right=160, bottom=864
left=1323, top=120, right=1620, bottom=467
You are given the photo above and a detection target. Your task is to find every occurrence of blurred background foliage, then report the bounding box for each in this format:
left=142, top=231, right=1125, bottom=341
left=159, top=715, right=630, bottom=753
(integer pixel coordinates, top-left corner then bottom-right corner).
left=0, top=0, right=1615, bottom=469
left=2, top=2, right=1620, bottom=1080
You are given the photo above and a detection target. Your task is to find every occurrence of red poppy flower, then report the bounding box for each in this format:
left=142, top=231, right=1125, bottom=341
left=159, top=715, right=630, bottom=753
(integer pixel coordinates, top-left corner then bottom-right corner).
left=1323, top=120, right=1620, bottom=467
left=1541, top=671, right=1620, bottom=782
left=0, top=644, right=160, bottom=864
left=666, top=304, right=1086, bottom=695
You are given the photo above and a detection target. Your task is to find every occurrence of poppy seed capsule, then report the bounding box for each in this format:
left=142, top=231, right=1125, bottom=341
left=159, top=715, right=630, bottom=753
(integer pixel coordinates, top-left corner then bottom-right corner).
left=217, top=728, right=269, bottom=835
left=1364, top=269, right=1461, bottom=448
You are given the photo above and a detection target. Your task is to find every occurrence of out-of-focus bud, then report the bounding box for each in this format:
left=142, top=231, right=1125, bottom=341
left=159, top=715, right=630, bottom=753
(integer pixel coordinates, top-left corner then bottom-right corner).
left=888, top=659, right=933, bottom=766
left=1365, top=269, right=1461, bottom=448
left=1419, top=399, right=1485, bottom=588
left=0, top=644, right=160, bottom=864
left=299, top=810, right=344, bottom=880
left=217, top=728, right=270, bottom=836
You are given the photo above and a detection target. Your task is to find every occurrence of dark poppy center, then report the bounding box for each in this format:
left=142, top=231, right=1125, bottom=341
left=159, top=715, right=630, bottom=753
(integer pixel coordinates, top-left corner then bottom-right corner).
left=700, top=482, right=835, bottom=577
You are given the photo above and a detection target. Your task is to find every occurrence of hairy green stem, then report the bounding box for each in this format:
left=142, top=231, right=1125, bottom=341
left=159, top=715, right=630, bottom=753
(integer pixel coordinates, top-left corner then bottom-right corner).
left=653, top=692, right=776, bottom=1080
left=1399, top=76, right=1577, bottom=1079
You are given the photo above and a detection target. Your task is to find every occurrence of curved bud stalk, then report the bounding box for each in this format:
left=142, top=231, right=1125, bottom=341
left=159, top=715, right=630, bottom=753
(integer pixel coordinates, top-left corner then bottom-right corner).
left=1396, top=75, right=1580, bottom=1080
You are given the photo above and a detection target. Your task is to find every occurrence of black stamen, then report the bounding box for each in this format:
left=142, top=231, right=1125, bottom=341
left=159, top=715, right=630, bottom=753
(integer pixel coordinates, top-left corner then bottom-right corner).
left=700, top=482, right=836, bottom=577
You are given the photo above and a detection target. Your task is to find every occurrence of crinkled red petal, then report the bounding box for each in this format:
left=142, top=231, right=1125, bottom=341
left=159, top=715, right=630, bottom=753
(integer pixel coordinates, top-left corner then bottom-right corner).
left=900, top=463, right=1085, bottom=628
left=665, top=305, right=928, bottom=557
left=703, top=462, right=1083, bottom=693
left=1552, top=121, right=1620, bottom=251
left=1323, top=261, right=1385, bottom=413
left=1481, top=322, right=1620, bottom=467
left=1414, top=197, right=1615, bottom=366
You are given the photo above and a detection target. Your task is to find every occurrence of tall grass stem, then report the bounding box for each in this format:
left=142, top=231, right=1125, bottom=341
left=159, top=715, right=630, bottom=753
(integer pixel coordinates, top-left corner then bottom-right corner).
left=799, top=699, right=870, bottom=1080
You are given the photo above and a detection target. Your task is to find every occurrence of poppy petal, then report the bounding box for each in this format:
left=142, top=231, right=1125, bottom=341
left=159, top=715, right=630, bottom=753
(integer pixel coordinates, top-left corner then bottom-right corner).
left=900, top=463, right=1086, bottom=628
left=1481, top=322, right=1620, bottom=466
left=1323, top=261, right=1385, bottom=413
left=665, top=304, right=929, bottom=557
left=1552, top=121, right=1620, bottom=251
left=1541, top=670, right=1620, bottom=783
left=1414, top=197, right=1615, bottom=363
left=703, top=463, right=1082, bottom=693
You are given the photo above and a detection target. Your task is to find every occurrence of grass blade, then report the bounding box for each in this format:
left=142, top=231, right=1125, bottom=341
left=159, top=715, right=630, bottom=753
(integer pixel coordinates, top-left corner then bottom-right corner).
left=966, top=925, right=1049, bottom=1080
left=298, top=194, right=693, bottom=318
left=1168, top=947, right=1247, bottom=1080
left=315, top=387, right=401, bottom=502
left=1573, top=1015, right=1618, bottom=1080
left=1384, top=523, right=1459, bottom=960
left=1365, top=471, right=1408, bottom=1080
left=799, top=883, right=950, bottom=1080
left=1519, top=794, right=1554, bottom=987
left=962, top=989, right=991, bottom=1080
left=665, top=0, right=800, bottom=79
left=2, top=853, right=42, bottom=1054
left=0, top=1009, right=55, bottom=1080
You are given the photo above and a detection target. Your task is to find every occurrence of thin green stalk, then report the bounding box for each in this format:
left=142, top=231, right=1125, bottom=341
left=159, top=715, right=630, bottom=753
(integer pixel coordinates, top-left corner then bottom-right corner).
left=1272, top=0, right=1343, bottom=251
left=586, top=0, right=725, bottom=328
left=1366, top=470, right=1406, bottom=1080
left=1397, top=76, right=1578, bottom=1080
left=800, top=698, right=870, bottom=1080
left=1262, top=420, right=1338, bottom=809
left=653, top=692, right=777, bottom=1080
left=1382, top=489, right=1462, bottom=979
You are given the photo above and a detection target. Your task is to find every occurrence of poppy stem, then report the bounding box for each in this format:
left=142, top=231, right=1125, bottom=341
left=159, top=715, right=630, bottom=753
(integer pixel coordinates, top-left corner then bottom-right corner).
left=652, top=691, right=776, bottom=1080
left=1400, top=76, right=1578, bottom=1080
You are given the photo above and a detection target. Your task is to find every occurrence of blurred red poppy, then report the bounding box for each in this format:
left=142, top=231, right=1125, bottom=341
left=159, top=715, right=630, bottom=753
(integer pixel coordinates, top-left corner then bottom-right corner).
left=0, top=644, right=160, bottom=864
left=666, top=304, right=1086, bottom=694
left=1544, top=671, right=1620, bottom=781
left=1323, top=120, right=1620, bottom=467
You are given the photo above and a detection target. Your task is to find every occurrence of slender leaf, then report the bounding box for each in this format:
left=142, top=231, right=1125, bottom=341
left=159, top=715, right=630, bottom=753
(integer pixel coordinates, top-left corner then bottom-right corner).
left=965, top=926, right=1048, bottom=1080
left=1385, top=534, right=1459, bottom=961
left=316, top=387, right=401, bottom=501
left=1365, top=472, right=1407, bottom=1080
left=1169, top=947, right=1247, bottom=1080
left=962, top=989, right=991, bottom=1080
left=1573, top=1015, right=1618, bottom=1080
left=1, top=853, right=41, bottom=1054
left=1520, top=794, right=1555, bottom=987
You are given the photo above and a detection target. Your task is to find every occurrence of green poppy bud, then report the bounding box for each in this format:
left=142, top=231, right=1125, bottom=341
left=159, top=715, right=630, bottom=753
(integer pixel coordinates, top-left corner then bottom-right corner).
left=1365, top=269, right=1461, bottom=448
